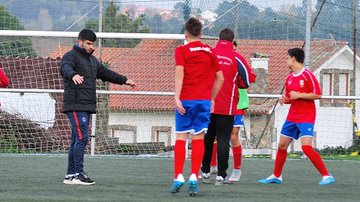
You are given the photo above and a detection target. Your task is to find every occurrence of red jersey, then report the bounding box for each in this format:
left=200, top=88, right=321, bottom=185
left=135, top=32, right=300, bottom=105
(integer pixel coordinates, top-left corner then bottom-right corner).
left=0, top=68, right=10, bottom=88
left=285, top=68, right=322, bottom=123
left=212, top=40, right=255, bottom=115
left=175, top=41, right=220, bottom=100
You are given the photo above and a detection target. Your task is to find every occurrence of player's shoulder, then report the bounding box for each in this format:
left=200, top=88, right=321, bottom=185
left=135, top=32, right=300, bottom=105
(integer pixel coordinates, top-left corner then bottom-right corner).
left=302, top=68, right=317, bottom=78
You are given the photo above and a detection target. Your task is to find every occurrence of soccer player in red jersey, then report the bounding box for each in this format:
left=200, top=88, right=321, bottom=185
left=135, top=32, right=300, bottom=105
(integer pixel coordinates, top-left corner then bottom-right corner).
left=200, top=28, right=255, bottom=185
left=258, top=48, right=335, bottom=185
left=170, top=17, right=224, bottom=196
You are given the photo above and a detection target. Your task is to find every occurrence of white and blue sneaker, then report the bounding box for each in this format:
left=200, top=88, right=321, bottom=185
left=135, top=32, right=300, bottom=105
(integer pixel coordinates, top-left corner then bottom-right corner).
left=319, top=175, right=335, bottom=185
left=188, top=174, right=198, bottom=197
left=258, top=174, right=283, bottom=184
left=229, top=169, right=242, bottom=182
left=170, top=174, right=185, bottom=193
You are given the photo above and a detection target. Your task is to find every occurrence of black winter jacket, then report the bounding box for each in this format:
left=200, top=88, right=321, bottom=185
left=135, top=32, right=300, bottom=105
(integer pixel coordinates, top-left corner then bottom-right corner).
left=60, top=45, right=128, bottom=113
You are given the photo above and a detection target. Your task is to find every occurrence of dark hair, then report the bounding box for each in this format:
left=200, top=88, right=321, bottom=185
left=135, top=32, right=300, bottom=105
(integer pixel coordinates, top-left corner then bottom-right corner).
left=288, top=48, right=304, bottom=63
left=219, top=28, right=235, bottom=42
left=78, top=29, right=97, bottom=42
left=184, top=17, right=202, bottom=37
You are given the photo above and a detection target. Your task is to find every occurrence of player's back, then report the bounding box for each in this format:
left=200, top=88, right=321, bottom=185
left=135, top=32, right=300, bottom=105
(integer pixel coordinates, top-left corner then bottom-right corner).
left=175, top=41, right=219, bottom=100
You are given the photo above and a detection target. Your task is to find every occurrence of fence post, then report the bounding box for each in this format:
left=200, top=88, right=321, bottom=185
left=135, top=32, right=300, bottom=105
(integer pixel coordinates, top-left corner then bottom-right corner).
left=271, top=127, right=277, bottom=160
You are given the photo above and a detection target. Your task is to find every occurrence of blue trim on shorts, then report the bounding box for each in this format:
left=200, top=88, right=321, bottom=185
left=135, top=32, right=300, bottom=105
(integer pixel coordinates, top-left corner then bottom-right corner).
left=280, top=120, right=314, bottom=140
left=175, top=100, right=211, bottom=135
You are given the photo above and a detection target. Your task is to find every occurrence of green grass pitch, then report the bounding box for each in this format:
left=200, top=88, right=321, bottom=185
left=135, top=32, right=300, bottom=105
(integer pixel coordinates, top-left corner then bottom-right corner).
left=0, top=155, right=358, bottom=202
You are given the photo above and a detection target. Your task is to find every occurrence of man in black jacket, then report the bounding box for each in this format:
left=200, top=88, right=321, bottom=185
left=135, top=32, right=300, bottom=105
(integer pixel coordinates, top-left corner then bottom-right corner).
left=61, top=29, right=136, bottom=185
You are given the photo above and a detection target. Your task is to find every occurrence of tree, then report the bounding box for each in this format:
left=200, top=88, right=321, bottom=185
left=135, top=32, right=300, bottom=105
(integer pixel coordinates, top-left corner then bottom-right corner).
left=85, top=1, right=149, bottom=48
left=0, top=5, right=36, bottom=57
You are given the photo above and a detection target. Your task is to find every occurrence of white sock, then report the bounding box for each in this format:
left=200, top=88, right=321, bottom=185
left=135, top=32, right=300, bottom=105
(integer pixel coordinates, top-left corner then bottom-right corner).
left=189, top=173, right=197, bottom=181
left=176, top=173, right=185, bottom=182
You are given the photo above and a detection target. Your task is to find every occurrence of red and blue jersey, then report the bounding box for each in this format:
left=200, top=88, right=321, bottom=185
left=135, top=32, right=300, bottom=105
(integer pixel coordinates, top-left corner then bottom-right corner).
left=285, top=68, right=322, bottom=123
left=175, top=41, right=220, bottom=100
left=212, top=40, right=255, bottom=115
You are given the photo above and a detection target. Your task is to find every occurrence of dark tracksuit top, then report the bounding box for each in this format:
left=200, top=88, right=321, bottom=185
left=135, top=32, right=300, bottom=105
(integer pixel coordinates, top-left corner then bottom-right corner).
left=60, top=45, right=128, bottom=113
left=60, top=45, right=128, bottom=175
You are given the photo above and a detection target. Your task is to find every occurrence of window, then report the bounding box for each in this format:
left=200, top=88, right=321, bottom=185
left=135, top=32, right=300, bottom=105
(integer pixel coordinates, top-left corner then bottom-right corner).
left=339, top=73, right=349, bottom=96
left=322, top=73, right=333, bottom=96
left=151, top=126, right=172, bottom=146
left=109, top=125, right=137, bottom=143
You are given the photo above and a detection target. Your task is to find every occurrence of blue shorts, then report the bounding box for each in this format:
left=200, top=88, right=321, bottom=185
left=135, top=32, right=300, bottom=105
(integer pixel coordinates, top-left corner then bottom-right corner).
left=280, top=120, right=315, bottom=140
left=233, top=115, right=244, bottom=128
left=175, top=100, right=211, bottom=135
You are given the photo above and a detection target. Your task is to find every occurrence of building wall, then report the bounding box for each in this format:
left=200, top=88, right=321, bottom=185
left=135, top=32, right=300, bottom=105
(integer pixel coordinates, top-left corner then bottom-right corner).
left=108, top=112, right=175, bottom=146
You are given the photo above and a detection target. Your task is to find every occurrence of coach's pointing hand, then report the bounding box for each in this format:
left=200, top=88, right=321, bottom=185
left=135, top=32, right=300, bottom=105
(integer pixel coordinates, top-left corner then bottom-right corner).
left=72, top=74, right=84, bottom=85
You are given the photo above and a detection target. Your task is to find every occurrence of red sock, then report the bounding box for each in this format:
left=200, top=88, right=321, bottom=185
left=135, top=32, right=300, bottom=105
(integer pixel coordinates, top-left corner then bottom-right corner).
left=191, top=139, right=205, bottom=178
left=210, top=142, right=217, bottom=167
left=273, top=148, right=287, bottom=177
left=302, top=145, right=330, bottom=176
left=174, top=140, right=186, bottom=179
left=232, top=145, right=242, bottom=169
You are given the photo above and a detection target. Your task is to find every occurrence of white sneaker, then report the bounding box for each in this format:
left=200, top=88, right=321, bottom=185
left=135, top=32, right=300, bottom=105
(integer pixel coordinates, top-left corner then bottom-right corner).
left=63, top=175, right=75, bottom=185
left=210, top=166, right=218, bottom=174
left=200, top=172, right=211, bottom=184
left=229, top=169, right=242, bottom=182
left=215, top=176, right=231, bottom=185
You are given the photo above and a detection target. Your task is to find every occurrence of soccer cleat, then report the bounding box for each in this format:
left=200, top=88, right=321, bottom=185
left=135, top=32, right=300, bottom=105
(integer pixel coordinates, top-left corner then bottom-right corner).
left=170, top=174, right=185, bottom=193
left=72, top=172, right=95, bottom=185
left=210, top=166, right=218, bottom=174
left=319, top=175, right=335, bottom=185
left=258, top=174, right=282, bottom=184
left=229, top=169, right=242, bottom=182
left=63, top=175, right=75, bottom=185
left=188, top=174, right=198, bottom=197
left=200, top=172, right=211, bottom=184
left=215, top=176, right=231, bottom=185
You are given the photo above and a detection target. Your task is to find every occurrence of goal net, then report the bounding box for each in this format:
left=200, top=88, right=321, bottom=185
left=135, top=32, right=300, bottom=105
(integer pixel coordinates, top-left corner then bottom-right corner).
left=0, top=0, right=358, bottom=157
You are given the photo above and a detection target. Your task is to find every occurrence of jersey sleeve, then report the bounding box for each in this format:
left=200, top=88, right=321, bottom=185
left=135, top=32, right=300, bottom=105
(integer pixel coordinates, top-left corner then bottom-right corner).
left=236, top=53, right=256, bottom=89
left=175, top=47, right=185, bottom=66
left=307, top=71, right=322, bottom=95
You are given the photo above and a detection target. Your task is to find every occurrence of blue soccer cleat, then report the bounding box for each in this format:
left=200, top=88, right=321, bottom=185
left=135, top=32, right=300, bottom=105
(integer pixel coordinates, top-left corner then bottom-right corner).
left=188, top=180, right=198, bottom=197
left=170, top=180, right=184, bottom=193
left=188, top=174, right=198, bottom=197
left=319, top=175, right=335, bottom=185
left=258, top=174, right=283, bottom=184
left=170, top=174, right=185, bottom=193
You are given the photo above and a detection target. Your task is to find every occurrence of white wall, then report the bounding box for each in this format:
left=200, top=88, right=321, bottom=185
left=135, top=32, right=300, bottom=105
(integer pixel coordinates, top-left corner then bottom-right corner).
left=0, top=93, right=55, bottom=129
left=109, top=112, right=175, bottom=145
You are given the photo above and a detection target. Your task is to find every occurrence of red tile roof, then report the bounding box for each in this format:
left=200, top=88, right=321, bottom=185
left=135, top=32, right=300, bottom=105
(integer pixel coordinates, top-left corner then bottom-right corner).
left=49, top=39, right=349, bottom=112
left=233, top=39, right=347, bottom=94
left=49, top=46, right=131, bottom=64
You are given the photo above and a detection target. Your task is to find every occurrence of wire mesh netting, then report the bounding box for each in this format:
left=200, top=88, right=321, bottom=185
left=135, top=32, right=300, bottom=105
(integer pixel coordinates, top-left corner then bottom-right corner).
left=0, top=0, right=359, bottom=156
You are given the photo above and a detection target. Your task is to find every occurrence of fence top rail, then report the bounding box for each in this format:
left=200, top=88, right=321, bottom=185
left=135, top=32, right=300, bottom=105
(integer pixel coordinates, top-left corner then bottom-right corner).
left=0, top=88, right=359, bottom=100
left=0, top=30, right=185, bottom=39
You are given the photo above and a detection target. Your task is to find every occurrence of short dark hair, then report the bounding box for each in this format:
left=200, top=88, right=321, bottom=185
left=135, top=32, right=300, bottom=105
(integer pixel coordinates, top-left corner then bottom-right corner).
left=219, top=28, right=235, bottom=42
left=184, top=17, right=202, bottom=37
left=78, top=29, right=97, bottom=42
left=288, top=48, right=304, bottom=63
